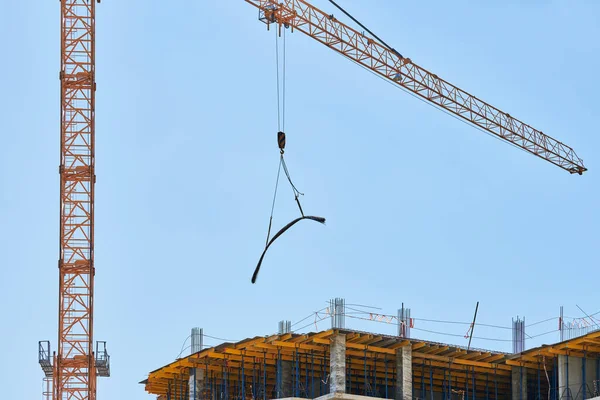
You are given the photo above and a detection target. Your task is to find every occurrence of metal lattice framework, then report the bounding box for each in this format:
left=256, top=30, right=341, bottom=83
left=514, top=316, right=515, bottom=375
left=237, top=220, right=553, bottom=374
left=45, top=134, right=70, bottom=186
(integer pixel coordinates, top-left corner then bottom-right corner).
left=58, top=0, right=97, bottom=399
left=245, top=0, right=586, bottom=175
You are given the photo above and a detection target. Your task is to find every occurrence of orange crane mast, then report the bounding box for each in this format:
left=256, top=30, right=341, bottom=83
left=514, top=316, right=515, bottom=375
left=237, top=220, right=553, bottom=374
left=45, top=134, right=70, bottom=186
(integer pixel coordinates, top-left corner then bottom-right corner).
left=245, top=0, right=586, bottom=175
left=39, top=1, right=109, bottom=399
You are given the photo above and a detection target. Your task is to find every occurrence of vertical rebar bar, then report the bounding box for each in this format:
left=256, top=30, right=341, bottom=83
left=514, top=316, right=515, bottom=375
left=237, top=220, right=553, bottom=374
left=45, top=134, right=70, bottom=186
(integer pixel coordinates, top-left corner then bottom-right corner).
left=398, top=304, right=412, bottom=338
left=560, top=307, right=564, bottom=342
left=330, top=298, right=345, bottom=329
left=278, top=320, right=292, bottom=334
left=512, top=317, right=526, bottom=353
left=468, top=302, right=480, bottom=351
left=191, top=328, right=204, bottom=354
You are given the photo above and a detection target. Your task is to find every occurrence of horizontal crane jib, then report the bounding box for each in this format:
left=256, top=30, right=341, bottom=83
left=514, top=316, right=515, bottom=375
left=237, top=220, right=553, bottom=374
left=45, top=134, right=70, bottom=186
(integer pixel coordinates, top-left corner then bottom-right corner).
left=245, top=0, right=586, bottom=174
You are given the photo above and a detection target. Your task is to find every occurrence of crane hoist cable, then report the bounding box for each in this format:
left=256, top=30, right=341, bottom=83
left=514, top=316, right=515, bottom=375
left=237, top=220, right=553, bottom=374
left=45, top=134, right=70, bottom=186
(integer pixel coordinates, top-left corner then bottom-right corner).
left=327, top=0, right=403, bottom=59
left=252, top=28, right=326, bottom=284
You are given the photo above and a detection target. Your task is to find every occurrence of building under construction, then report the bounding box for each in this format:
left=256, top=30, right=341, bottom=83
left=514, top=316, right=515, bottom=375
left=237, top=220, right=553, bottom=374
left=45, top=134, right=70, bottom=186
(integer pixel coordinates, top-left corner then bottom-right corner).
left=142, top=306, right=600, bottom=400
left=33, top=0, right=591, bottom=399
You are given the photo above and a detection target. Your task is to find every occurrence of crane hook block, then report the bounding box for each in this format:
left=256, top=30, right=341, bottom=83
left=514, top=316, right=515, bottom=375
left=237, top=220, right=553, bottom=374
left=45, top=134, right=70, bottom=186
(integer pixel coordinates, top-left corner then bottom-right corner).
left=277, top=131, right=286, bottom=150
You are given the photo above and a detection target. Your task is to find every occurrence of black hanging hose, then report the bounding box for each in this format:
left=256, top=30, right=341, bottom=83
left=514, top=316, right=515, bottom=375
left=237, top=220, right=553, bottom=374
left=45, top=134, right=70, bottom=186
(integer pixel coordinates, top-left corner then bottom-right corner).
left=252, top=215, right=326, bottom=284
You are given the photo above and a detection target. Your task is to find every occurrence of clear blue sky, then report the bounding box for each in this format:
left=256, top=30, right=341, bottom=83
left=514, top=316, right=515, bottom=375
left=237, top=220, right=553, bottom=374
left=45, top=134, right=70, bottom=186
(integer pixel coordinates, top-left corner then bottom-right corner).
left=0, top=1, right=598, bottom=399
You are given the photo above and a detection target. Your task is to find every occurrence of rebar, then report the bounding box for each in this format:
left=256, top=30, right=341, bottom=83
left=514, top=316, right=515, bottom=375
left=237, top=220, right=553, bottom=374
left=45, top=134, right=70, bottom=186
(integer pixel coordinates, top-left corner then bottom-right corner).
left=191, top=328, right=204, bottom=354
left=330, top=298, right=345, bottom=329
left=512, top=317, right=525, bottom=353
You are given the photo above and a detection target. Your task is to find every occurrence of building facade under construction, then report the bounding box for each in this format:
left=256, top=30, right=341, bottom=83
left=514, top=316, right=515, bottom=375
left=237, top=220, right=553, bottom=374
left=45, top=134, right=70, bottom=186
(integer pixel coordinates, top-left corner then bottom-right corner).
left=142, top=307, right=600, bottom=400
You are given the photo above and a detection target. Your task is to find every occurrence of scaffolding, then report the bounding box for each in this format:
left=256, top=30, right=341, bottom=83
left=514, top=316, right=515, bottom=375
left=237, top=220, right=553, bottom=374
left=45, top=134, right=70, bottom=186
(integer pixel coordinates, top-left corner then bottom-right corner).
left=144, top=329, right=600, bottom=400
left=144, top=329, right=521, bottom=400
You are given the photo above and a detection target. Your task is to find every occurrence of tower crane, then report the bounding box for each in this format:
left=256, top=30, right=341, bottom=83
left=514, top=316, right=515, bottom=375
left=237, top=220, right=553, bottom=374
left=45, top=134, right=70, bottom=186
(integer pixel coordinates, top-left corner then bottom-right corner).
left=244, top=0, right=587, bottom=175
left=38, top=1, right=110, bottom=400
left=33, top=2, right=586, bottom=399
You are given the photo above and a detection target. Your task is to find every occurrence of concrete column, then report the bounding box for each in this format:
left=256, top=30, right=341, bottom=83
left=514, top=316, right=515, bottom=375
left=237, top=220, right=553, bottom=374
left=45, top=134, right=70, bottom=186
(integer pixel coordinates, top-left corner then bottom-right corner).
left=558, top=355, right=598, bottom=399
left=559, top=355, right=572, bottom=399
left=511, top=367, right=527, bottom=400
left=396, top=345, right=412, bottom=400
left=280, top=360, right=294, bottom=397
left=189, top=368, right=205, bottom=400
left=330, top=334, right=346, bottom=393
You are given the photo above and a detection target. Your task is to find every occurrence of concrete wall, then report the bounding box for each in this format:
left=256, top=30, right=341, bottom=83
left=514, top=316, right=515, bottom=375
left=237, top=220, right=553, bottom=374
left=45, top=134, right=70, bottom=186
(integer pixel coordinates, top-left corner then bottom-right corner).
left=558, top=355, right=598, bottom=398
left=395, top=346, right=412, bottom=400
left=511, top=367, right=527, bottom=400
left=188, top=368, right=205, bottom=400
left=281, top=360, right=294, bottom=398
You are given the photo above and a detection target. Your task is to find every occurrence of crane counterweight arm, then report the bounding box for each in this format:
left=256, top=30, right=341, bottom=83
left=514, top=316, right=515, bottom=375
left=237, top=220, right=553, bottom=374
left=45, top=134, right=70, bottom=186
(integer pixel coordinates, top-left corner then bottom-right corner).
left=245, top=0, right=586, bottom=174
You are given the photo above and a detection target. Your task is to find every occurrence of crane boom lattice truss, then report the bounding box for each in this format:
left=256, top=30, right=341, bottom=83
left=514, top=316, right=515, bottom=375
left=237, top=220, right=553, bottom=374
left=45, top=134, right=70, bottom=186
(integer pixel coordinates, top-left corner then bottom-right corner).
left=245, top=0, right=586, bottom=174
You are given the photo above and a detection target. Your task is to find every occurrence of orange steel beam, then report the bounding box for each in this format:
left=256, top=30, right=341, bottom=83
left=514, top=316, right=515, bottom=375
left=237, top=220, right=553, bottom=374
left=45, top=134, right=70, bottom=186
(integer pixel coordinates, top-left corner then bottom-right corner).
left=245, top=0, right=586, bottom=175
left=58, top=1, right=97, bottom=399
